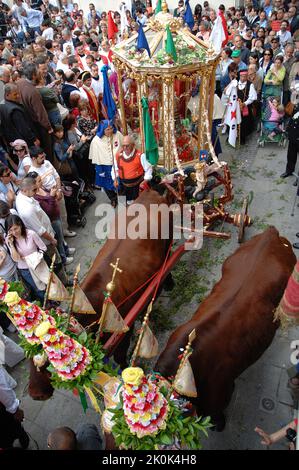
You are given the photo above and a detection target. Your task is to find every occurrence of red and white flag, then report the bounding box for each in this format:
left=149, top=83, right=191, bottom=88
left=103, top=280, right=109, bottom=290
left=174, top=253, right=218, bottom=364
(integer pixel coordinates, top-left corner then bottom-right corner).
left=108, top=11, right=118, bottom=41
left=223, top=80, right=241, bottom=148
left=209, top=10, right=229, bottom=53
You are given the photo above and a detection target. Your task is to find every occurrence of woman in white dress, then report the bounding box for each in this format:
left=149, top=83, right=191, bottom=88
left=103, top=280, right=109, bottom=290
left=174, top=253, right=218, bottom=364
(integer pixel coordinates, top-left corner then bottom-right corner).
left=89, top=120, right=123, bottom=207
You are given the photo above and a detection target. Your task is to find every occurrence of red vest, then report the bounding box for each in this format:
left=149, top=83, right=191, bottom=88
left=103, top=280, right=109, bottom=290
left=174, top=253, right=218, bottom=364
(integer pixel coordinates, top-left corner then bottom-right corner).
left=116, top=149, right=144, bottom=181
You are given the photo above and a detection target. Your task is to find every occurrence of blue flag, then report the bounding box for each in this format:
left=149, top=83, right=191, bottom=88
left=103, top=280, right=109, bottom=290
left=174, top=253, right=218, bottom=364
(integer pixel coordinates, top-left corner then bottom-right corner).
left=137, top=24, right=151, bottom=57
left=184, top=0, right=194, bottom=30
left=101, top=65, right=117, bottom=120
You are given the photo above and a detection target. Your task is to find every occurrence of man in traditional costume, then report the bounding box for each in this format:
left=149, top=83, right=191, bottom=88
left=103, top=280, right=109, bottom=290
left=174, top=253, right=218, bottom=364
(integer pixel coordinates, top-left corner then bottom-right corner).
left=113, top=135, right=152, bottom=204
left=237, top=69, right=257, bottom=144
left=75, top=42, right=88, bottom=71
left=78, top=71, right=99, bottom=123
left=88, top=120, right=123, bottom=207
left=99, top=39, right=119, bottom=98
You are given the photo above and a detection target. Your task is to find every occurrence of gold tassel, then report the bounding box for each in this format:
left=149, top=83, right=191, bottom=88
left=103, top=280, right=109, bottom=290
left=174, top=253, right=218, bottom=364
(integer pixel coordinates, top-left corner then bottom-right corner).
left=84, top=386, right=101, bottom=414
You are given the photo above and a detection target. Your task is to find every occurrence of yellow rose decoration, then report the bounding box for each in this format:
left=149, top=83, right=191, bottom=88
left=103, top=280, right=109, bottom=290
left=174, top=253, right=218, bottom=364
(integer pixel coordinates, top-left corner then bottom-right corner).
left=4, top=291, right=21, bottom=306
left=122, top=367, right=144, bottom=386
left=35, top=321, right=51, bottom=338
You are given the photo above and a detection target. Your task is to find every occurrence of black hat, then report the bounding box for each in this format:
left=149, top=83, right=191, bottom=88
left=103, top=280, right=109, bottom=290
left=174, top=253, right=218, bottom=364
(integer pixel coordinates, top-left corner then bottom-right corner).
left=78, top=71, right=91, bottom=81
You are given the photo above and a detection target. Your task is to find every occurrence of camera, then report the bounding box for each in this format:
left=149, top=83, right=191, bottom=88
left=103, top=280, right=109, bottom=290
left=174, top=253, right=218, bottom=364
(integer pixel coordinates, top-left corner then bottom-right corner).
left=286, top=427, right=297, bottom=443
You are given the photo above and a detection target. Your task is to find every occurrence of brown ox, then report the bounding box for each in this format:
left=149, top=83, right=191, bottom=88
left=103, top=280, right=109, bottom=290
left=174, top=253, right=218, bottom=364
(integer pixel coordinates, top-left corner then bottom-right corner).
left=29, top=190, right=173, bottom=400
left=155, top=227, right=296, bottom=430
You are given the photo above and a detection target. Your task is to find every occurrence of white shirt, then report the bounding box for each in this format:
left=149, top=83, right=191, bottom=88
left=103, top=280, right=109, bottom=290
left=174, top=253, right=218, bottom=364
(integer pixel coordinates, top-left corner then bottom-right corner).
left=277, top=30, right=292, bottom=47
left=16, top=192, right=55, bottom=245
left=91, top=76, right=103, bottom=97
left=0, top=366, right=19, bottom=413
left=56, top=60, right=70, bottom=73
left=42, top=27, right=54, bottom=40
left=61, top=2, right=73, bottom=14
left=238, top=80, right=257, bottom=106
left=62, top=40, right=75, bottom=56
left=27, top=160, right=59, bottom=191
left=23, top=8, right=43, bottom=29
left=112, top=149, right=153, bottom=181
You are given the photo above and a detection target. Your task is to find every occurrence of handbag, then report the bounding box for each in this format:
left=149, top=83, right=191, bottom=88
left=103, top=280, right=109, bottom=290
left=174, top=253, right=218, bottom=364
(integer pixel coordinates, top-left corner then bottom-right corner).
left=57, top=103, right=69, bottom=121
left=242, top=105, right=249, bottom=117
left=285, top=101, right=294, bottom=116
left=240, top=85, right=249, bottom=117
left=53, top=152, right=73, bottom=177
left=57, top=159, right=72, bottom=176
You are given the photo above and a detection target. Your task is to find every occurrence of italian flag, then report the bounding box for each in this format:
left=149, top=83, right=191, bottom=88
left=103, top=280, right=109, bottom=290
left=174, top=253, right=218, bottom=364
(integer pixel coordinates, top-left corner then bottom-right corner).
left=209, top=10, right=229, bottom=53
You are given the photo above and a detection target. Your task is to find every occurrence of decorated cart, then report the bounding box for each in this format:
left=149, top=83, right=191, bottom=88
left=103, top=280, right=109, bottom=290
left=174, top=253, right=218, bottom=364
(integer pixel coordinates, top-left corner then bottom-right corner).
left=112, top=2, right=251, bottom=242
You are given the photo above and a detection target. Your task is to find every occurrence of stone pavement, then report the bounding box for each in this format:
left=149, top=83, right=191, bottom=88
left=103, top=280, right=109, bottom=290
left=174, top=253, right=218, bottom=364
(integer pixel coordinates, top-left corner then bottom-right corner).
left=4, top=130, right=299, bottom=450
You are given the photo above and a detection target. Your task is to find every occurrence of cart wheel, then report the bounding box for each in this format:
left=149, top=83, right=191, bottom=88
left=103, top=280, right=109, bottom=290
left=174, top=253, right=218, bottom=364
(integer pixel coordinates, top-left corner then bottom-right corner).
left=238, top=196, right=249, bottom=243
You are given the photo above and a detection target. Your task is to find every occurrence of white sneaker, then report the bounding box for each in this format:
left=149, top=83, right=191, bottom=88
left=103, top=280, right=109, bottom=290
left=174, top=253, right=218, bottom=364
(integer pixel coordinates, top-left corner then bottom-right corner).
left=64, top=257, right=74, bottom=265
left=67, top=247, right=76, bottom=255
left=63, top=230, right=77, bottom=237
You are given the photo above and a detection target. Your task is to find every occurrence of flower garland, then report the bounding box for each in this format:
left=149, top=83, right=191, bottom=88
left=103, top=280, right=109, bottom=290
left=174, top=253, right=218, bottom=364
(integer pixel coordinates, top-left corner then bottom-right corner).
left=108, top=367, right=212, bottom=450
left=0, top=278, right=9, bottom=301
left=4, top=292, right=91, bottom=382
left=120, top=34, right=207, bottom=68
left=121, top=367, right=168, bottom=438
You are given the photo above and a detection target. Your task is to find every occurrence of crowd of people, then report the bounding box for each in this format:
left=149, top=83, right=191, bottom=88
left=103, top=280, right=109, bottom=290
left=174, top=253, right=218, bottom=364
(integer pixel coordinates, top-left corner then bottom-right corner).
left=0, top=0, right=298, bottom=451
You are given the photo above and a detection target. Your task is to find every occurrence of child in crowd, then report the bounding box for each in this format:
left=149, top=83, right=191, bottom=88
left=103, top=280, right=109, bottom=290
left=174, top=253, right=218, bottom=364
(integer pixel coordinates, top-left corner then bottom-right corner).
left=264, top=97, right=285, bottom=140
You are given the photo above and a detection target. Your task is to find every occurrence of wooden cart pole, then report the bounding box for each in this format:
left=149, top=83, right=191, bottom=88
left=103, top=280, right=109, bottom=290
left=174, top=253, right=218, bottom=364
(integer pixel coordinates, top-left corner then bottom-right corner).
left=208, top=60, right=220, bottom=132
left=116, top=66, right=127, bottom=135
left=137, top=80, right=145, bottom=153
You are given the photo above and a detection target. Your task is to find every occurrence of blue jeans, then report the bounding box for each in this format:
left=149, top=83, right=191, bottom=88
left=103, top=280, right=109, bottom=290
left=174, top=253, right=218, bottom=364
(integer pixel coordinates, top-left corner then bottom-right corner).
left=19, top=269, right=45, bottom=302
left=16, top=32, right=26, bottom=47
left=52, top=218, right=68, bottom=264
left=48, top=109, right=62, bottom=127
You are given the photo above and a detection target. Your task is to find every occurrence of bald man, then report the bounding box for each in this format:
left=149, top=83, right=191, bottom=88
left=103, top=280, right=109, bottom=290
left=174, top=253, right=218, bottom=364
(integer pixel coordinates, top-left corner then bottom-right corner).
left=0, top=66, right=11, bottom=104
left=113, top=135, right=153, bottom=204
left=47, top=424, right=103, bottom=450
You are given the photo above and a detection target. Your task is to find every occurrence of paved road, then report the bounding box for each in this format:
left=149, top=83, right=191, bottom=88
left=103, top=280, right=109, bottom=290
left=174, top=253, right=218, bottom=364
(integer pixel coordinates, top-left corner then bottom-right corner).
left=6, top=131, right=299, bottom=450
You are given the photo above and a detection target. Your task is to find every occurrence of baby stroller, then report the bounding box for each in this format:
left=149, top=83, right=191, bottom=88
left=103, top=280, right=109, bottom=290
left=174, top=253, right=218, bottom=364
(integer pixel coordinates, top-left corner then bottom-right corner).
left=258, top=93, right=287, bottom=148
left=62, top=178, right=96, bottom=228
